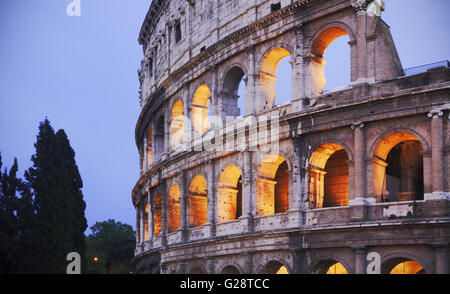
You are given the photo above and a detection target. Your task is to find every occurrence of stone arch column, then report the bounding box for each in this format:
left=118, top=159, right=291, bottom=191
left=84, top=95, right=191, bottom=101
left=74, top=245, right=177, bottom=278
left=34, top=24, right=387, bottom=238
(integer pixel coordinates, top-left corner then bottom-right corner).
left=289, top=139, right=304, bottom=227
left=178, top=170, right=188, bottom=242
left=205, top=160, right=216, bottom=237
left=292, top=25, right=306, bottom=112
left=241, top=151, right=254, bottom=232
left=160, top=178, right=168, bottom=247
left=245, top=46, right=256, bottom=116
left=427, top=110, right=446, bottom=199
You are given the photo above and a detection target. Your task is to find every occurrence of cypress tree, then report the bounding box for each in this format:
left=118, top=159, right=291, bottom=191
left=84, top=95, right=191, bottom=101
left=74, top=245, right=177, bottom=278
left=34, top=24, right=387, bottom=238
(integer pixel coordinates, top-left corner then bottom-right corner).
left=55, top=129, right=87, bottom=272
left=0, top=156, right=36, bottom=273
left=25, top=119, right=87, bottom=273
left=0, top=156, right=20, bottom=273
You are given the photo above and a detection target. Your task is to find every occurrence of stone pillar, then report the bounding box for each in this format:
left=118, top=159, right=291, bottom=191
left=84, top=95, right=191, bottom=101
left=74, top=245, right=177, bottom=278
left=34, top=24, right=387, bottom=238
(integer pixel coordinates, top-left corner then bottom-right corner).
left=289, top=139, right=304, bottom=227
left=139, top=147, right=144, bottom=177
left=246, top=46, right=256, bottom=116
left=432, top=243, right=448, bottom=274
left=178, top=170, right=188, bottom=242
left=135, top=205, right=141, bottom=246
left=350, top=122, right=372, bottom=221
left=351, top=122, right=370, bottom=203
left=352, top=246, right=367, bottom=274
left=241, top=151, right=254, bottom=232
left=352, top=0, right=368, bottom=83
left=163, top=102, right=170, bottom=160
left=149, top=191, right=155, bottom=244
left=139, top=201, right=145, bottom=247
left=292, top=24, right=306, bottom=112
left=143, top=136, right=148, bottom=173
left=427, top=110, right=446, bottom=199
left=205, top=160, right=216, bottom=237
left=160, top=179, right=168, bottom=247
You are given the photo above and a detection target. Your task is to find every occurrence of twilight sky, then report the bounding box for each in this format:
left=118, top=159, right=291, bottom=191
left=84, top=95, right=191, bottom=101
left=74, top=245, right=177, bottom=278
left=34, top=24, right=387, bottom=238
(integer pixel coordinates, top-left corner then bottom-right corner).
left=0, top=0, right=448, bottom=233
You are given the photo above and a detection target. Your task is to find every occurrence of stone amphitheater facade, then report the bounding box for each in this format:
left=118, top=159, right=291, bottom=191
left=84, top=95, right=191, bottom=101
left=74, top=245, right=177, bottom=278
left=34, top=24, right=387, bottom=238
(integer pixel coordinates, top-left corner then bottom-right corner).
left=132, top=0, right=450, bottom=274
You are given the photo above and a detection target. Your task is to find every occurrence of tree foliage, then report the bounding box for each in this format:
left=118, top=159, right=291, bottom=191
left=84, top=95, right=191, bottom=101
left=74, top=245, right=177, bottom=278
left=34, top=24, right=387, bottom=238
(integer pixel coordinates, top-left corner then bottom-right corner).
left=85, top=219, right=135, bottom=274
left=0, top=119, right=87, bottom=273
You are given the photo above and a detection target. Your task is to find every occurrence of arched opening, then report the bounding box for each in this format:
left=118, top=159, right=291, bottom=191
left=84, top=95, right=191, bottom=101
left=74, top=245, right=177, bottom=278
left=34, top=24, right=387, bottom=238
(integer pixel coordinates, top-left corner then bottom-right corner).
left=154, top=192, right=162, bottom=238
left=154, top=116, right=165, bottom=162
left=188, top=175, right=208, bottom=228
left=259, top=47, right=292, bottom=111
left=310, top=26, right=351, bottom=96
left=221, top=266, right=240, bottom=274
left=222, top=67, right=246, bottom=119
left=168, top=184, right=181, bottom=233
left=257, top=154, right=290, bottom=216
left=146, top=127, right=153, bottom=168
left=170, top=100, right=184, bottom=150
left=192, top=85, right=211, bottom=134
left=274, top=57, right=292, bottom=107
left=191, top=268, right=205, bottom=274
left=261, top=261, right=289, bottom=274
left=308, top=143, right=349, bottom=208
left=373, top=132, right=424, bottom=202
left=218, top=165, right=242, bottom=223
left=382, top=258, right=425, bottom=274
left=312, top=260, right=348, bottom=274
left=144, top=202, right=149, bottom=241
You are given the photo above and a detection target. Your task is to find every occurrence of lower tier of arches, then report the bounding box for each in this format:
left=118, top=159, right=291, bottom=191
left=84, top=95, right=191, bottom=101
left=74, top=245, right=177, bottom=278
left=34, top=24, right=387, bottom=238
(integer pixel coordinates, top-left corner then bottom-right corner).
left=133, top=222, right=450, bottom=274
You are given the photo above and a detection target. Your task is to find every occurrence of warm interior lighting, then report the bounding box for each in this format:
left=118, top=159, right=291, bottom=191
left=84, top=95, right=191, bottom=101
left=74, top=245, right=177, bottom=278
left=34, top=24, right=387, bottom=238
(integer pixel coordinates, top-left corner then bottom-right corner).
left=188, top=175, right=208, bottom=227
left=276, top=266, right=289, bottom=274
left=309, top=26, right=349, bottom=96
left=154, top=193, right=162, bottom=237
left=170, top=100, right=184, bottom=149
left=144, top=203, right=149, bottom=240
left=373, top=132, right=424, bottom=202
left=326, top=263, right=348, bottom=274
left=191, top=85, right=211, bottom=134
left=218, top=165, right=242, bottom=223
left=390, top=261, right=424, bottom=274
left=309, top=144, right=349, bottom=208
left=168, top=184, right=181, bottom=233
left=257, top=154, right=289, bottom=215
left=259, top=47, right=291, bottom=110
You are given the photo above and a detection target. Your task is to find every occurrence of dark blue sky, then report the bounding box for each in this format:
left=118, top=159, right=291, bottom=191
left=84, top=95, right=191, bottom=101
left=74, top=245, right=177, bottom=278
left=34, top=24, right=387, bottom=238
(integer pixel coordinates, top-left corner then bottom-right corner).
left=0, top=0, right=448, bottom=232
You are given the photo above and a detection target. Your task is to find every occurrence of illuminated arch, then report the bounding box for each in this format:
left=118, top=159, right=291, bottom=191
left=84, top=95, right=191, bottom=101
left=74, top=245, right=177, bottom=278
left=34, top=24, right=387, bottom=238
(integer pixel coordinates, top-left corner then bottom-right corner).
left=259, top=46, right=292, bottom=111
left=154, top=192, right=162, bottom=238
left=168, top=184, right=181, bottom=233
left=218, top=165, right=242, bottom=223
left=312, top=259, right=349, bottom=274
left=144, top=202, right=149, bottom=241
left=308, top=143, right=350, bottom=208
left=372, top=132, right=424, bottom=202
left=170, top=99, right=184, bottom=150
left=257, top=154, right=290, bottom=216
left=146, top=127, right=153, bottom=168
left=191, top=84, right=211, bottom=134
left=309, top=24, right=353, bottom=95
left=382, top=257, right=426, bottom=274
left=188, top=175, right=208, bottom=228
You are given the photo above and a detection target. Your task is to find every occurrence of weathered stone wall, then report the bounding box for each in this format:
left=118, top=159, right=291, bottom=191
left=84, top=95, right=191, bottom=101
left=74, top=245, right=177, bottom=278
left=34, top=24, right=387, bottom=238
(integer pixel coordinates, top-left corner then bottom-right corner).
left=132, top=0, right=450, bottom=274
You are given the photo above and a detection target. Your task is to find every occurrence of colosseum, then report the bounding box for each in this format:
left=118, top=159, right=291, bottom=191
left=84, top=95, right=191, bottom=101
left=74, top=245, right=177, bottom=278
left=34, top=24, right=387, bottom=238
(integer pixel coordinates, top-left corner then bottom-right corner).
left=132, top=0, right=449, bottom=274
